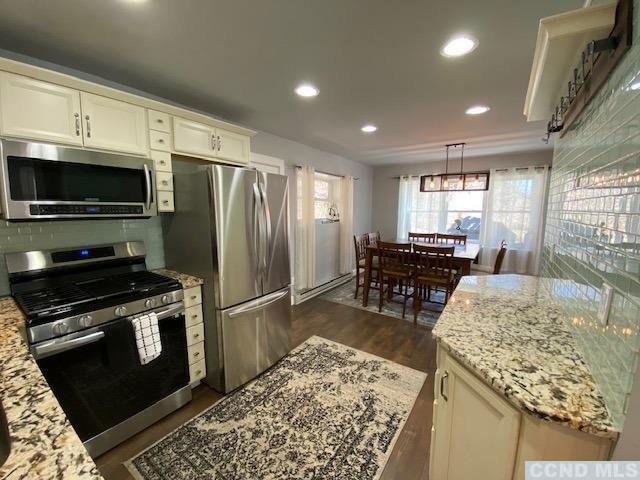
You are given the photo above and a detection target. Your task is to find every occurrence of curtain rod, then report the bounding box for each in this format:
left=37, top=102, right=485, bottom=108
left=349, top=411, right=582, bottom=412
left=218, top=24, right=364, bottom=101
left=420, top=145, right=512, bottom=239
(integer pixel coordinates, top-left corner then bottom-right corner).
left=295, top=165, right=359, bottom=180
left=392, top=165, right=551, bottom=179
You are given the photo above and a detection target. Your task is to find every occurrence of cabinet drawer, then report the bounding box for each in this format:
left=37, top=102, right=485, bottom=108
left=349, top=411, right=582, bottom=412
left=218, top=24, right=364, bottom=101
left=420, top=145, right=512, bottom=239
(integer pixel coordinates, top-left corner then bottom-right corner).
left=151, top=150, right=172, bottom=172
left=185, top=304, right=203, bottom=328
left=149, top=130, right=171, bottom=152
left=188, top=341, right=205, bottom=365
left=184, top=286, right=202, bottom=308
left=157, top=191, right=174, bottom=212
left=189, top=358, right=206, bottom=383
left=186, top=323, right=204, bottom=346
left=148, top=110, right=171, bottom=133
left=156, top=171, right=173, bottom=191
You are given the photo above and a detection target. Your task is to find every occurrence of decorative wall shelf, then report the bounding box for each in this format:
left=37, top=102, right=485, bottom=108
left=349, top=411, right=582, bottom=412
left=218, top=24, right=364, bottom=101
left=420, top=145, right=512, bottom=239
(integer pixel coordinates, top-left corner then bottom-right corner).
left=523, top=2, right=617, bottom=123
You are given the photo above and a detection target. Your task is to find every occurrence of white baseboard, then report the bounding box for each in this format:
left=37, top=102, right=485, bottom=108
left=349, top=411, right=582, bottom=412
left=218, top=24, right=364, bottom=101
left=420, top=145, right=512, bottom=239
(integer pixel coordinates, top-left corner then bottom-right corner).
left=294, top=274, right=353, bottom=304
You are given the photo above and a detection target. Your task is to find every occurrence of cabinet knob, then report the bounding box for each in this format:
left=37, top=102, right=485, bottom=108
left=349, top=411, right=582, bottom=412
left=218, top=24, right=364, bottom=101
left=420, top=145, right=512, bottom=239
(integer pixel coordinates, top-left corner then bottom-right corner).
left=162, top=200, right=169, bottom=205
left=158, top=138, right=165, bottom=143
left=156, top=118, right=164, bottom=124
left=193, top=351, right=200, bottom=357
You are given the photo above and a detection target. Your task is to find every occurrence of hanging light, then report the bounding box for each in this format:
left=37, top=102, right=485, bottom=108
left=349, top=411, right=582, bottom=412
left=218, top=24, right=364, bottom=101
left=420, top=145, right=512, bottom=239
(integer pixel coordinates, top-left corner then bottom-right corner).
left=419, top=143, right=490, bottom=192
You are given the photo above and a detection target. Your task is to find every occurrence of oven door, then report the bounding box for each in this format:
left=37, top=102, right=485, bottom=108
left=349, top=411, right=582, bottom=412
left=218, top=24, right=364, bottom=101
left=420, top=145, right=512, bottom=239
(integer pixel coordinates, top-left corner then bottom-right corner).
left=32, top=303, right=189, bottom=445
left=0, top=139, right=156, bottom=219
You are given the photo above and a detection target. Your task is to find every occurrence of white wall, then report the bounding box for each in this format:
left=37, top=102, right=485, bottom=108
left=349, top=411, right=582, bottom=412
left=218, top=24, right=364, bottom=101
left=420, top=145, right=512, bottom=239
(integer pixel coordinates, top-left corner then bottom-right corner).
left=371, top=149, right=553, bottom=238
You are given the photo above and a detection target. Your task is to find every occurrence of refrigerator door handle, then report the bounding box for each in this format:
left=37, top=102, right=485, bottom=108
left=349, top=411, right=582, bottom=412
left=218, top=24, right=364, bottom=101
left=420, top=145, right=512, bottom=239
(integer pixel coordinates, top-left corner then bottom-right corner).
left=258, top=182, right=273, bottom=260
left=227, top=289, right=289, bottom=318
left=252, top=182, right=267, bottom=284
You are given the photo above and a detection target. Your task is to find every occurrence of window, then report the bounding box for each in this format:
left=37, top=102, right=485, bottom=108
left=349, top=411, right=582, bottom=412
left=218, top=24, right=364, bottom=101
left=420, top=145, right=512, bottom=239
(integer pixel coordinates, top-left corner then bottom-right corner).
left=397, top=176, right=484, bottom=242
left=314, top=174, right=340, bottom=219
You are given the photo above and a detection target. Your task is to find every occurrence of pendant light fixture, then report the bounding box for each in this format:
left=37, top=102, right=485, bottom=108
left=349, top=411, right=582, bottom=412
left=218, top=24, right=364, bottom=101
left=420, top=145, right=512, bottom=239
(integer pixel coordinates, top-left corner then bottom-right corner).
left=420, top=143, right=490, bottom=192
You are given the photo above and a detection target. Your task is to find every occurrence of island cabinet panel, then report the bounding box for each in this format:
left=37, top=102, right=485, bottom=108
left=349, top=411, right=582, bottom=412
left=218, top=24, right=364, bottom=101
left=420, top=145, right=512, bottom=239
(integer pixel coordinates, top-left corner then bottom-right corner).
left=430, top=348, right=520, bottom=480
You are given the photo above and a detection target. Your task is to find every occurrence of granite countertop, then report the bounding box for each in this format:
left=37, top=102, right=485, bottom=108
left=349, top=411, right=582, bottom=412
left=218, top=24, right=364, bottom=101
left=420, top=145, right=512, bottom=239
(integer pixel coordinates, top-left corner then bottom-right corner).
left=432, top=274, right=618, bottom=439
left=0, top=297, right=102, bottom=480
left=152, top=268, right=204, bottom=289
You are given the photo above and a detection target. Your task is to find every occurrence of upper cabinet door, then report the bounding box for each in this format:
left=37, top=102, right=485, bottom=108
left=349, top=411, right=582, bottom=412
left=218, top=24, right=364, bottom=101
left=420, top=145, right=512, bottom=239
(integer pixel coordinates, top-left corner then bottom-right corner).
left=80, top=92, right=148, bottom=156
left=0, top=72, right=83, bottom=146
left=215, top=128, right=250, bottom=164
left=173, top=117, right=216, bottom=159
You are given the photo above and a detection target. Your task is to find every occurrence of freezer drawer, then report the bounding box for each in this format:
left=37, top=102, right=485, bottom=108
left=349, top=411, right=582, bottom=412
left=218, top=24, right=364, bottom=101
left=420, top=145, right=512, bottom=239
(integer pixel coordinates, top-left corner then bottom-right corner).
left=221, top=287, right=291, bottom=392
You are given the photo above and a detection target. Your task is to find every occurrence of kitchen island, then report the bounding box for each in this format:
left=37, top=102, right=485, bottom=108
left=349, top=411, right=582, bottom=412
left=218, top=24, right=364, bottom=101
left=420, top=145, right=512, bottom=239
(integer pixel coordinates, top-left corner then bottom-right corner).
left=430, top=274, right=618, bottom=480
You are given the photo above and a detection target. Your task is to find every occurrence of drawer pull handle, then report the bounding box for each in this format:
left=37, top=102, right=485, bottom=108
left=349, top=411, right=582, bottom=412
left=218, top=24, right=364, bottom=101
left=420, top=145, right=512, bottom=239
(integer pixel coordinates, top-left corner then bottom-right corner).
left=191, top=295, right=197, bottom=299
left=193, top=352, right=200, bottom=356
left=74, top=113, right=80, bottom=135
left=85, top=115, right=91, bottom=138
left=162, top=200, right=169, bottom=205
left=195, top=370, right=202, bottom=375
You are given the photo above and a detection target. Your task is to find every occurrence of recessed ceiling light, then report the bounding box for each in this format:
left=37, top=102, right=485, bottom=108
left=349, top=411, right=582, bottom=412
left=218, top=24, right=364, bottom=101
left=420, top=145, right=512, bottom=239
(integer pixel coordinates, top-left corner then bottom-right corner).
left=441, top=35, right=478, bottom=57
left=465, top=105, right=490, bottom=115
left=630, top=81, right=640, bottom=91
left=361, top=125, right=377, bottom=133
left=295, top=84, right=319, bottom=97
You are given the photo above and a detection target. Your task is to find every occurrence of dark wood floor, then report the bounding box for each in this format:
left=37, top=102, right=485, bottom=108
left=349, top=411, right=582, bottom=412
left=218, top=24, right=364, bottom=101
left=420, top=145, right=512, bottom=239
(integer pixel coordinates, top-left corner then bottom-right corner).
left=95, top=297, right=437, bottom=480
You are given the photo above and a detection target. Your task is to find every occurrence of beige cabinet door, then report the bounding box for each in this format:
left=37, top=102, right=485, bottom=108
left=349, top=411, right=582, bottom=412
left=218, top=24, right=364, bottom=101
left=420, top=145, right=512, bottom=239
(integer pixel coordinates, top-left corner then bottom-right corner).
left=430, top=350, right=520, bottom=480
left=80, top=92, right=148, bottom=155
left=214, top=127, right=250, bottom=164
left=0, top=72, right=83, bottom=146
left=172, top=116, right=216, bottom=159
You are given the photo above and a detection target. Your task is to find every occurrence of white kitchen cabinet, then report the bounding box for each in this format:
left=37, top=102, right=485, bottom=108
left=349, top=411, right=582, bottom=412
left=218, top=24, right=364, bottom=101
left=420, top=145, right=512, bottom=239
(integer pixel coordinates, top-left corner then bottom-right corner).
left=215, top=128, right=250, bottom=164
left=173, top=117, right=216, bottom=159
left=173, top=116, right=249, bottom=164
left=430, top=348, right=520, bottom=480
left=0, top=72, right=83, bottom=146
left=80, top=92, right=148, bottom=156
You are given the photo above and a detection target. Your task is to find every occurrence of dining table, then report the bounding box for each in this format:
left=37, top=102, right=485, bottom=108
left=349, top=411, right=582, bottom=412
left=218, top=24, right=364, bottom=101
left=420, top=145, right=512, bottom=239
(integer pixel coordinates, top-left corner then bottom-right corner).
left=361, top=238, right=481, bottom=308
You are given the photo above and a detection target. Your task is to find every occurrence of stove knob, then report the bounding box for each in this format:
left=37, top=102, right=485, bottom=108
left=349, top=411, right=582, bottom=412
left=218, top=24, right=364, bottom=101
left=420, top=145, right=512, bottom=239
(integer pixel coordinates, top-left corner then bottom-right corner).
left=52, top=322, right=70, bottom=336
left=145, top=298, right=157, bottom=309
left=161, top=295, right=170, bottom=305
left=78, top=315, right=93, bottom=328
left=114, top=306, right=128, bottom=317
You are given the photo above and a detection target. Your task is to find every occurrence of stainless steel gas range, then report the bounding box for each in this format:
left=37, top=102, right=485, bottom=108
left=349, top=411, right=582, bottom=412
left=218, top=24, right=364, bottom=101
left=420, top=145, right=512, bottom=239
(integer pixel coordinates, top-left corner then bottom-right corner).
left=6, top=241, right=191, bottom=458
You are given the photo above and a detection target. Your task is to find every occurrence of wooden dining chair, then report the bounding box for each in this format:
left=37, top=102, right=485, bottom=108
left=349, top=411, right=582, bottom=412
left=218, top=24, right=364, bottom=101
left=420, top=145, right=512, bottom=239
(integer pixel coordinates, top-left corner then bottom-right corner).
left=412, top=244, right=455, bottom=324
left=408, top=232, right=437, bottom=243
left=377, top=241, right=413, bottom=318
left=493, top=240, right=507, bottom=274
left=353, top=234, right=377, bottom=299
left=436, top=233, right=467, bottom=245
left=368, top=231, right=381, bottom=247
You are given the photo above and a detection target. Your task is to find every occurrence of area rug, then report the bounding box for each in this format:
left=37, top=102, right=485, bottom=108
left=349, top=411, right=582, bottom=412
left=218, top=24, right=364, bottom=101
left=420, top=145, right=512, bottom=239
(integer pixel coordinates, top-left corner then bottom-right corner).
left=125, top=336, right=426, bottom=480
left=321, top=279, right=443, bottom=328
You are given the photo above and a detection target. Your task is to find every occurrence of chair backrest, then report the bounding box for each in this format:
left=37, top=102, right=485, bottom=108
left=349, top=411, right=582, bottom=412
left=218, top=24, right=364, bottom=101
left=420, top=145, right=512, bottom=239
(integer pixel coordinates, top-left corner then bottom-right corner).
left=353, top=234, right=370, bottom=262
left=493, top=240, right=507, bottom=274
left=413, top=244, right=454, bottom=278
left=368, top=231, right=381, bottom=246
left=436, top=233, right=467, bottom=245
left=377, top=241, right=412, bottom=272
left=408, top=232, right=437, bottom=243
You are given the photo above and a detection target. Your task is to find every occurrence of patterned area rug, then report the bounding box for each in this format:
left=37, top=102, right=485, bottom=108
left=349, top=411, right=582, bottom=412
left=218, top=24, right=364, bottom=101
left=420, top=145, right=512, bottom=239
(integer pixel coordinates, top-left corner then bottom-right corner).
left=126, top=336, right=426, bottom=480
left=320, top=279, right=443, bottom=328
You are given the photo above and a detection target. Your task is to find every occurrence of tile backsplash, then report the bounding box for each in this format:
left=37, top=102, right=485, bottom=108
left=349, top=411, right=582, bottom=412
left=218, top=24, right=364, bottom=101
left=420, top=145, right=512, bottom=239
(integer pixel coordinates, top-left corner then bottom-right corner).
left=541, top=0, right=640, bottom=430
left=0, top=217, right=165, bottom=295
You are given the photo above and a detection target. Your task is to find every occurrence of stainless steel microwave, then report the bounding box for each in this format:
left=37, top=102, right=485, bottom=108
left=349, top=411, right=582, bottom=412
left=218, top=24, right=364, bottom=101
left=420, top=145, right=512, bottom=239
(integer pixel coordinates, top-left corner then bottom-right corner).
left=0, top=140, right=157, bottom=220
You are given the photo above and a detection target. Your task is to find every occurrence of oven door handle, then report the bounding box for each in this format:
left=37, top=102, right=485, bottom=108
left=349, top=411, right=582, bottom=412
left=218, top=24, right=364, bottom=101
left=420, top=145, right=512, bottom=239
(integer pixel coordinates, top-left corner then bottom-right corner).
left=32, top=331, right=105, bottom=360
left=143, top=163, right=152, bottom=211
left=152, top=302, right=185, bottom=321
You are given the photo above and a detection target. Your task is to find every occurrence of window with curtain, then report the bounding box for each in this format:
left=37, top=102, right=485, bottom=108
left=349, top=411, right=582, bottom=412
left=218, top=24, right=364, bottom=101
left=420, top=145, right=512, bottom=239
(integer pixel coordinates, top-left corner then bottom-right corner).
left=396, top=166, right=549, bottom=274
left=396, top=176, right=484, bottom=242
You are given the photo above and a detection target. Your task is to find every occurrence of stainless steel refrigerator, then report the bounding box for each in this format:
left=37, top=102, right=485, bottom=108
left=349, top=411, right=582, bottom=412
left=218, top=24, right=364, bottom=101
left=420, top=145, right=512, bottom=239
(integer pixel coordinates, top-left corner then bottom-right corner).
left=163, top=160, right=291, bottom=393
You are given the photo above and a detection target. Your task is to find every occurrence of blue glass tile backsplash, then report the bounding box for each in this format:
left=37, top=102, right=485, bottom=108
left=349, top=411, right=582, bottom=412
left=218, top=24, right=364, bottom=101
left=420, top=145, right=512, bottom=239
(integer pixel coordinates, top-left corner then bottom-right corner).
left=0, top=217, right=165, bottom=295
left=541, top=0, right=640, bottom=430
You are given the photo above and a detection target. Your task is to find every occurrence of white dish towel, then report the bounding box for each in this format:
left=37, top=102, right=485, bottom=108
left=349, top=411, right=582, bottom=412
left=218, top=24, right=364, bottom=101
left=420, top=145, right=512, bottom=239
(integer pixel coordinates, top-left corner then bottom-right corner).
left=131, top=312, right=162, bottom=365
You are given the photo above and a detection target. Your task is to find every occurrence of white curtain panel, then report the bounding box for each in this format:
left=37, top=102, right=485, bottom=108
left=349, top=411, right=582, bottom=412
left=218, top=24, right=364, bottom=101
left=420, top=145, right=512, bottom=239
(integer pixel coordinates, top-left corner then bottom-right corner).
left=396, top=176, right=418, bottom=239
left=479, top=166, right=550, bottom=275
left=339, top=176, right=355, bottom=274
left=295, top=165, right=316, bottom=290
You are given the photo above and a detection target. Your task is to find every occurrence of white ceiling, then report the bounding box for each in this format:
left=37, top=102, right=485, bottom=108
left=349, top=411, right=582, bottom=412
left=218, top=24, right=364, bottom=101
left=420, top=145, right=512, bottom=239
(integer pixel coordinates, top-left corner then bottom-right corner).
left=0, top=0, right=583, bottom=165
